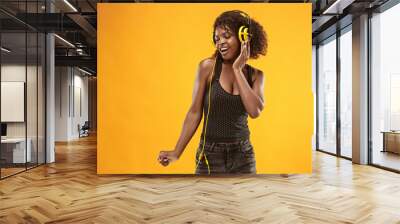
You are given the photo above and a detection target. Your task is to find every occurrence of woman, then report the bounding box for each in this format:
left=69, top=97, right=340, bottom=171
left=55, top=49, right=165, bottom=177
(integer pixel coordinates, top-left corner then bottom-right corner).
left=157, top=10, right=267, bottom=174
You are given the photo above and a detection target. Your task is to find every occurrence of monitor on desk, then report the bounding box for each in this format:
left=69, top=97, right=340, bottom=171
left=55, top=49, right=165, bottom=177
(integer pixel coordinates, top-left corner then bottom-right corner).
left=1, top=123, right=7, bottom=138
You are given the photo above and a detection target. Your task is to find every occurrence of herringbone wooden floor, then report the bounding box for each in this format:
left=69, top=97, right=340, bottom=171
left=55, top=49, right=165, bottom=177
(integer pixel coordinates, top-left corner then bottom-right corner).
left=1, top=135, right=400, bottom=224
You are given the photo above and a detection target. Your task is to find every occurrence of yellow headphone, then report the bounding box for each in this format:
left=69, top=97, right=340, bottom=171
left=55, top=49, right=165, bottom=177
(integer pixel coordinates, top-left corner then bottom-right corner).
left=195, top=57, right=217, bottom=175
left=197, top=11, right=252, bottom=174
left=238, top=26, right=250, bottom=43
left=212, top=10, right=252, bottom=45
left=237, top=11, right=252, bottom=43
left=212, top=10, right=252, bottom=46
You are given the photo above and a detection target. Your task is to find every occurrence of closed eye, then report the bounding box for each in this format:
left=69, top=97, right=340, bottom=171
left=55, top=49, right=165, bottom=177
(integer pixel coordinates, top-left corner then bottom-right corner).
left=223, top=32, right=231, bottom=39
left=214, top=32, right=232, bottom=43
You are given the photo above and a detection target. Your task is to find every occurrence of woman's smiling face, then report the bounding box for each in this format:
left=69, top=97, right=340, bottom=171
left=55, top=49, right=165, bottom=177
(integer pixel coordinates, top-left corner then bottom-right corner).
left=214, top=26, right=240, bottom=61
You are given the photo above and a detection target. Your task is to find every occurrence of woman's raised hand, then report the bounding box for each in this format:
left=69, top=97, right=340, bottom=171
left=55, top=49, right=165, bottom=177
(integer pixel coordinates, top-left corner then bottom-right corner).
left=233, top=40, right=250, bottom=71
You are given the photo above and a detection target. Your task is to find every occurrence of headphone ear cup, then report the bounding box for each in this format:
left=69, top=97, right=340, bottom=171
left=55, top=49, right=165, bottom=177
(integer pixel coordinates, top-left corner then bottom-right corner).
left=238, top=25, right=249, bottom=43
left=238, top=11, right=251, bottom=43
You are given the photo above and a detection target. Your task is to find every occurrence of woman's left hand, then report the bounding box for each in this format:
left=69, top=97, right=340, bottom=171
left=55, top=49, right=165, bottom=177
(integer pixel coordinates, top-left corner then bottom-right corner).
left=233, top=41, right=250, bottom=71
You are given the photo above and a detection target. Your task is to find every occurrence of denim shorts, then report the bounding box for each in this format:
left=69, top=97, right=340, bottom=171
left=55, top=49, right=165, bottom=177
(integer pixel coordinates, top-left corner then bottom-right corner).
left=195, top=139, right=256, bottom=174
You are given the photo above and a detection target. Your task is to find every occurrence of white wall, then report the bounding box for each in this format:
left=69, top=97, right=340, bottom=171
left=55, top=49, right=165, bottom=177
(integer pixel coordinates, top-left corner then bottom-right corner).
left=55, top=67, right=89, bottom=141
left=55, top=67, right=70, bottom=141
left=1, top=65, right=26, bottom=136
left=72, top=73, right=89, bottom=138
left=1, top=65, right=39, bottom=138
left=1, top=63, right=46, bottom=164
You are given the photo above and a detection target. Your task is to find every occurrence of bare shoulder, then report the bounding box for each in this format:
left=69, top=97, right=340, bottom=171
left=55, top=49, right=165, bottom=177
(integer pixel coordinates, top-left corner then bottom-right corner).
left=199, top=58, right=214, bottom=70
left=198, top=58, right=215, bottom=82
left=248, top=65, right=264, bottom=82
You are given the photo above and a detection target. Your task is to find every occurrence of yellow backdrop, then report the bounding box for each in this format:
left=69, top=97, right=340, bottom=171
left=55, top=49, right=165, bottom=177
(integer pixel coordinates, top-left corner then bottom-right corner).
left=98, top=3, right=312, bottom=174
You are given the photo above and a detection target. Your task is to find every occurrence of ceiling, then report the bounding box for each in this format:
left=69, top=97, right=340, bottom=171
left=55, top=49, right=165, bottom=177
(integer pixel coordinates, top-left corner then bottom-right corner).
left=1, top=0, right=98, bottom=74
left=0, top=0, right=394, bottom=74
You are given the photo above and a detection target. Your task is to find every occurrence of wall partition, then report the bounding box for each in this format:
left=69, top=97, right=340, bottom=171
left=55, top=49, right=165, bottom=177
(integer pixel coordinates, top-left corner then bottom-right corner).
left=1, top=30, right=28, bottom=178
left=98, top=4, right=313, bottom=174
left=0, top=1, right=46, bottom=179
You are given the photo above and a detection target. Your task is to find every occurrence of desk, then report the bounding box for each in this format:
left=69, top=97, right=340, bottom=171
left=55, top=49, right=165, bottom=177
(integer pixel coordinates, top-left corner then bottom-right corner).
left=1, top=138, right=31, bottom=163
left=382, top=131, right=400, bottom=154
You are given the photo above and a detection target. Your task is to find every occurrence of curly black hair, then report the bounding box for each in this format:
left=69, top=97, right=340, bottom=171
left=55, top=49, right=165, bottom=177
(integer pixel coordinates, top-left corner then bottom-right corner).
left=212, top=10, right=268, bottom=59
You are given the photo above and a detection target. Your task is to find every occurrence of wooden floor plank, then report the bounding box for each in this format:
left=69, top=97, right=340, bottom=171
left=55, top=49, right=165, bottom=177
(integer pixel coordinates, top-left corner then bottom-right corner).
left=1, top=134, right=400, bottom=223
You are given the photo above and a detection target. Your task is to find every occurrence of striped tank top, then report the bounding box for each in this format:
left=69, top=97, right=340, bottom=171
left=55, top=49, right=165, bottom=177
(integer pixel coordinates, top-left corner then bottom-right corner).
left=200, top=58, right=255, bottom=142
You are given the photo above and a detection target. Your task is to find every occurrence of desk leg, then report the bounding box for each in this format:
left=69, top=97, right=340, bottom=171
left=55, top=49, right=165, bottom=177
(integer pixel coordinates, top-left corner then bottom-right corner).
left=382, top=133, right=386, bottom=153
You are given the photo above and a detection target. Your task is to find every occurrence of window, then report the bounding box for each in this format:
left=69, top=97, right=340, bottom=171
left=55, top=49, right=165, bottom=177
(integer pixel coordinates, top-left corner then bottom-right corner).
left=317, top=35, right=337, bottom=154
left=339, top=28, right=352, bottom=158
left=371, top=2, right=400, bottom=171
